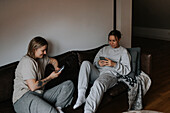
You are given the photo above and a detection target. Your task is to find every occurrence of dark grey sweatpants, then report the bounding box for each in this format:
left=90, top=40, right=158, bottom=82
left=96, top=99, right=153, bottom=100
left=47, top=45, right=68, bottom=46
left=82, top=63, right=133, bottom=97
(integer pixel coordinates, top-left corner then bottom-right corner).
left=14, top=80, right=74, bottom=113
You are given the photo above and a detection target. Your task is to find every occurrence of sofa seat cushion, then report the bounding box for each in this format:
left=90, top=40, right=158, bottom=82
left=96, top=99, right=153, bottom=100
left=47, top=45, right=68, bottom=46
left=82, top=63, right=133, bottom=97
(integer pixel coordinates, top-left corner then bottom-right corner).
left=108, top=82, right=128, bottom=97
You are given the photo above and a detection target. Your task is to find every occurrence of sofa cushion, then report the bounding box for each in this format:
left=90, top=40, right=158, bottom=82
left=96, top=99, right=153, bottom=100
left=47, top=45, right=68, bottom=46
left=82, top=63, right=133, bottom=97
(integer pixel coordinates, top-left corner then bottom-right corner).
left=0, top=61, right=18, bottom=102
left=133, top=47, right=141, bottom=76
left=45, top=51, right=80, bottom=89
left=77, top=44, right=107, bottom=65
left=109, top=82, right=128, bottom=97
left=127, top=47, right=141, bottom=77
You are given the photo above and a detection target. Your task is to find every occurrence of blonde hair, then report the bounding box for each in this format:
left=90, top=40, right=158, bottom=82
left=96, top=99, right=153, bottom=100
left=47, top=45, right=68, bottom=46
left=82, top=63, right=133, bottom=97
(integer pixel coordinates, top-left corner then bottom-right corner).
left=27, top=36, right=48, bottom=59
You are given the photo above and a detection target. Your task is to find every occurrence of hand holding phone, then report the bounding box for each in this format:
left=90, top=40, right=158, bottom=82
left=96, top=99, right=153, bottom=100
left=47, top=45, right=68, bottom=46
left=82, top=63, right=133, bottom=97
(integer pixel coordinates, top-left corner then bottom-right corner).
left=55, top=65, right=65, bottom=73
left=99, top=56, right=107, bottom=61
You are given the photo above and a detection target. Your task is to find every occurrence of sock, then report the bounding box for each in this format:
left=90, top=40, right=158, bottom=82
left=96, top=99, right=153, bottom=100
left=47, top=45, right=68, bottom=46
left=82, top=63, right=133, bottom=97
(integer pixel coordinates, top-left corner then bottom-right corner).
left=73, top=89, right=86, bottom=109
left=56, top=107, right=64, bottom=113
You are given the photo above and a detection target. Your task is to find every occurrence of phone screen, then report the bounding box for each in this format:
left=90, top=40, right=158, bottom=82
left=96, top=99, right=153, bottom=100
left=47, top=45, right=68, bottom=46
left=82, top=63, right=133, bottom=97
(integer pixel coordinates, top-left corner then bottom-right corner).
left=99, top=57, right=107, bottom=61
left=55, top=65, right=65, bottom=73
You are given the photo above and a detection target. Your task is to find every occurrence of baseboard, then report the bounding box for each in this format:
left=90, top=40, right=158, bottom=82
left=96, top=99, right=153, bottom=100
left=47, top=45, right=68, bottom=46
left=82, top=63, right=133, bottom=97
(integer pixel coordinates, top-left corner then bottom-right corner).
left=133, top=27, right=170, bottom=41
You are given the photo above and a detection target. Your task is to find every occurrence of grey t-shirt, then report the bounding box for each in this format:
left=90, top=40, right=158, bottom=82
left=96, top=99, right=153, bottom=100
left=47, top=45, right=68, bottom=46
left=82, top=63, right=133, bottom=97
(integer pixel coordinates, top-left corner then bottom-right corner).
left=12, top=55, right=50, bottom=104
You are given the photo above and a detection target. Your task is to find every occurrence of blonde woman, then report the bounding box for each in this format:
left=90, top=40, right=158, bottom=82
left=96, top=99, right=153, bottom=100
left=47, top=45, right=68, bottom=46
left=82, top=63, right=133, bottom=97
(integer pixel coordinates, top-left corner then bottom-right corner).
left=13, top=37, right=74, bottom=113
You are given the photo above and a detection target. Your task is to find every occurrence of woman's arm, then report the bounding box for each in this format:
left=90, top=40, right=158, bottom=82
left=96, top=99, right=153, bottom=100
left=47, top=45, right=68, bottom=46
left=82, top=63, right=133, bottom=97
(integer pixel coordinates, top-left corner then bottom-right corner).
left=26, top=58, right=61, bottom=91
left=49, top=58, right=60, bottom=71
left=113, top=50, right=131, bottom=75
left=26, top=71, right=61, bottom=91
left=93, top=48, right=104, bottom=68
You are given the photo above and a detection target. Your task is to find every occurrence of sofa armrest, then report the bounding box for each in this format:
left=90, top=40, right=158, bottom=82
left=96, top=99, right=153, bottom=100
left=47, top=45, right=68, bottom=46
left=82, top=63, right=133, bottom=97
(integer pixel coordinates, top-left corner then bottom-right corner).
left=0, top=61, right=18, bottom=102
left=141, top=52, right=152, bottom=75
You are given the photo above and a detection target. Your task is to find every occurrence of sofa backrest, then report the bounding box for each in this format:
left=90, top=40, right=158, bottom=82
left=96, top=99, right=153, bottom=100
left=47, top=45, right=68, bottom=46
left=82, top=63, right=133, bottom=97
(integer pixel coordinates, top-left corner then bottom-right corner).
left=0, top=61, right=18, bottom=102
left=76, top=44, right=107, bottom=65
left=45, top=51, right=80, bottom=89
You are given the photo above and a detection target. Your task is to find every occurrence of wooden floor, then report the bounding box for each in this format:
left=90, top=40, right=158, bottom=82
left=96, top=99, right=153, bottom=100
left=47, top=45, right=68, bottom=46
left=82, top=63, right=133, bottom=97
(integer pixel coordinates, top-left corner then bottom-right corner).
left=132, top=37, right=170, bottom=113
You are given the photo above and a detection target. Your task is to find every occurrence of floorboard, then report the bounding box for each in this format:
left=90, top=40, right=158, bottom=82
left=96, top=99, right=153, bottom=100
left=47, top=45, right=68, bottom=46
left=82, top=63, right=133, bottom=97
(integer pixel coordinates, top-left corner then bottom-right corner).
left=132, top=37, right=170, bottom=113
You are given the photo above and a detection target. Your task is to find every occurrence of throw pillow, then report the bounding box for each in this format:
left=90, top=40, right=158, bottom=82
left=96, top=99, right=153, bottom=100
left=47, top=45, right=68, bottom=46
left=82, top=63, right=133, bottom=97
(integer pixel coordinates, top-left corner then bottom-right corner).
left=128, top=47, right=141, bottom=76
left=126, top=48, right=138, bottom=79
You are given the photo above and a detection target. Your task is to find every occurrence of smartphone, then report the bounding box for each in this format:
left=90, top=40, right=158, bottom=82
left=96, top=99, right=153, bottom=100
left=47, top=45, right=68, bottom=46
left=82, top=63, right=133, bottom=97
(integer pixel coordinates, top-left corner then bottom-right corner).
left=99, top=56, right=107, bottom=61
left=55, top=65, right=65, bottom=73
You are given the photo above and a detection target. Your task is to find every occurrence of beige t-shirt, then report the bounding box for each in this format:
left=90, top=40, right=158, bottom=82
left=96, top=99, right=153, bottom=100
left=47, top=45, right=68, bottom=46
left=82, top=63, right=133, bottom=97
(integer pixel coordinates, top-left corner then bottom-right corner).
left=12, top=55, right=50, bottom=104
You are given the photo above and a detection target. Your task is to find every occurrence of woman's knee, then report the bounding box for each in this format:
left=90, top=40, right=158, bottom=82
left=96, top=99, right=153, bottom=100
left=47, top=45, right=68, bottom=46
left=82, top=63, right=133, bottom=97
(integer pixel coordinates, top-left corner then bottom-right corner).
left=92, top=79, right=107, bottom=92
left=62, top=80, right=75, bottom=92
left=81, top=61, right=92, bottom=67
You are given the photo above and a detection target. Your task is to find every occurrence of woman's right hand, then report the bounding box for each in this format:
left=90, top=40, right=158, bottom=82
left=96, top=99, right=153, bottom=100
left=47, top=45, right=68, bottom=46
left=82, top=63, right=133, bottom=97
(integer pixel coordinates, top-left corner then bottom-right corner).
left=49, top=71, right=61, bottom=79
left=98, top=60, right=107, bottom=67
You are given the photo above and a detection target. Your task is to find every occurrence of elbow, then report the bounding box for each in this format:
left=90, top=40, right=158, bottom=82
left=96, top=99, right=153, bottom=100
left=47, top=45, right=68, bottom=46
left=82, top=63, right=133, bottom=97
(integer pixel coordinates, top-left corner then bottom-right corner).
left=125, top=67, right=131, bottom=75
left=126, top=69, right=131, bottom=75
left=28, top=85, right=37, bottom=91
left=29, top=87, right=36, bottom=91
left=128, top=67, right=131, bottom=74
left=121, top=67, right=131, bottom=76
left=118, top=64, right=131, bottom=75
left=26, top=79, right=40, bottom=91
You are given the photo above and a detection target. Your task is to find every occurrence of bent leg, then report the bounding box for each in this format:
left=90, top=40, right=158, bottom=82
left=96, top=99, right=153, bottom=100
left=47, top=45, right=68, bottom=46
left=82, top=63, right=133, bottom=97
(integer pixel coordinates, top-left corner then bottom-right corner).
left=14, top=91, right=58, bottom=113
left=74, top=61, right=99, bottom=109
left=85, top=73, right=117, bottom=113
left=78, top=61, right=99, bottom=90
left=43, top=80, right=75, bottom=108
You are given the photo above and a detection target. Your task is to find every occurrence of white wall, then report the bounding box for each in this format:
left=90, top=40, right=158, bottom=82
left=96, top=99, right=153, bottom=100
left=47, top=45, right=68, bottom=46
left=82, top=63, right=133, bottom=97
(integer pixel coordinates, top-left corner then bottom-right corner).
left=0, top=0, right=113, bottom=66
left=116, top=0, right=132, bottom=48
